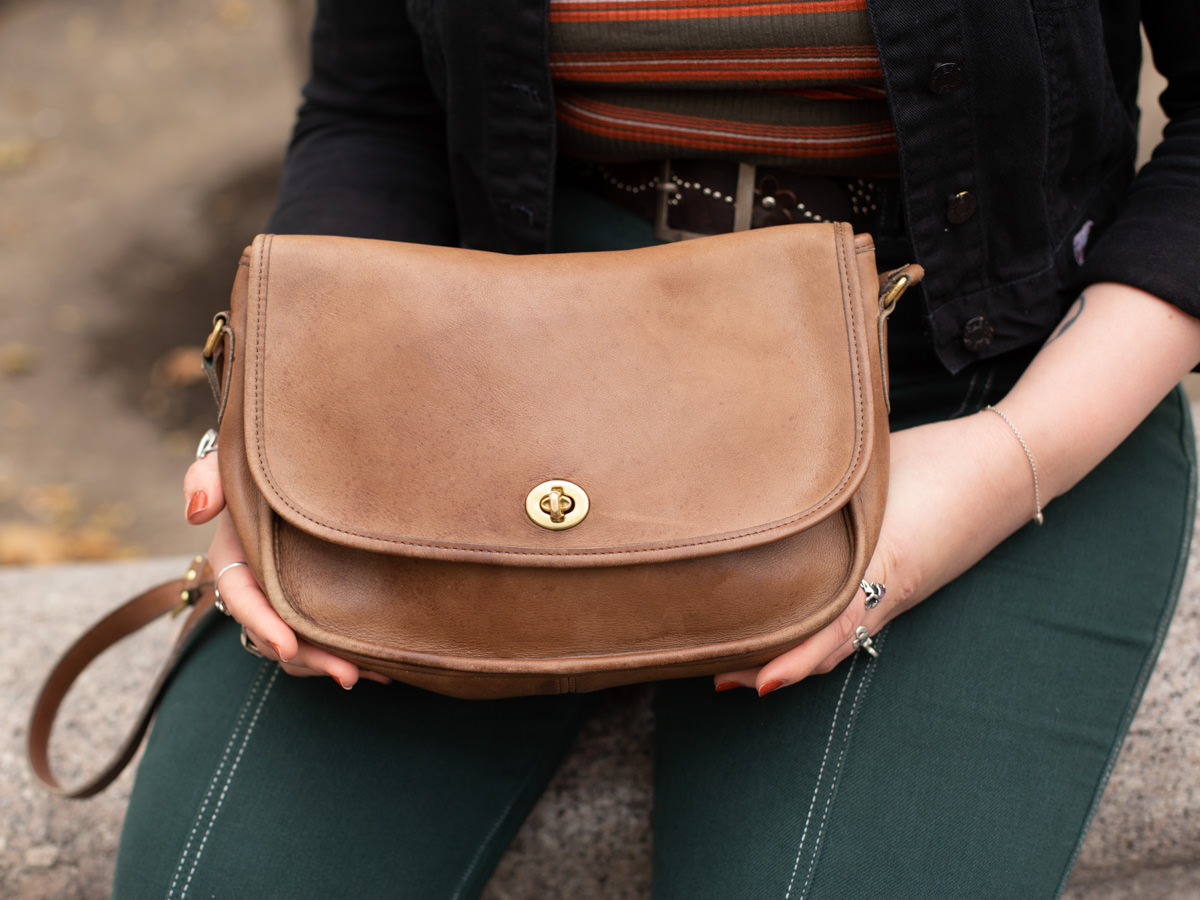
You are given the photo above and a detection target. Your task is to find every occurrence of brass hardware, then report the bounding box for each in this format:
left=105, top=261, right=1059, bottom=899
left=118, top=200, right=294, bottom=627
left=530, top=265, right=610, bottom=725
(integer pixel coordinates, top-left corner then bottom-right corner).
left=879, top=272, right=910, bottom=316
left=203, top=314, right=228, bottom=360
left=877, top=270, right=913, bottom=415
left=526, top=480, right=589, bottom=530
left=172, top=554, right=206, bottom=617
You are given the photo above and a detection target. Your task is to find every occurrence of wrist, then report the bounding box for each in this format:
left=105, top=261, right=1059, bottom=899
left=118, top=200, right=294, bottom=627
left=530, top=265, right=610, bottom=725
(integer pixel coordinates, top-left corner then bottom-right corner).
left=982, top=406, right=1045, bottom=525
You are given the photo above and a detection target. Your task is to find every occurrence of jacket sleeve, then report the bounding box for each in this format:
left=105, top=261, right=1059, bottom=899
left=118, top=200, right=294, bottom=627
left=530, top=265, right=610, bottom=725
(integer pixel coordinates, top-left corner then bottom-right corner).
left=1079, top=0, right=1200, bottom=319
left=267, top=1, right=458, bottom=245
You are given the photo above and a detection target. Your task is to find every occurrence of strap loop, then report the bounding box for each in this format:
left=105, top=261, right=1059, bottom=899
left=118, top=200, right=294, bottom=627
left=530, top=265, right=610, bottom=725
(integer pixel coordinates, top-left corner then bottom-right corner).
left=27, top=556, right=217, bottom=798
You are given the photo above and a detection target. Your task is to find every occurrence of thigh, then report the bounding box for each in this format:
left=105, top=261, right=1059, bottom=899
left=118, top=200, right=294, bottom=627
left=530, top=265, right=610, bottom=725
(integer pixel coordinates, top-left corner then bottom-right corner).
left=113, top=617, right=590, bottom=900
left=652, top=387, right=1195, bottom=900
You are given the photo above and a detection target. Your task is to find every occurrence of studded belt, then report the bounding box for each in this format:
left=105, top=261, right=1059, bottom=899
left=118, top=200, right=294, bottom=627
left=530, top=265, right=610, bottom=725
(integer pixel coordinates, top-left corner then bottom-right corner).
left=564, top=159, right=903, bottom=242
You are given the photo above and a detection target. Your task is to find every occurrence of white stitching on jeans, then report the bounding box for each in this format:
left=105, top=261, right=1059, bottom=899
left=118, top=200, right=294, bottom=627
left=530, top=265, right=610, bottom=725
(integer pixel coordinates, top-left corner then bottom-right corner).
left=448, top=749, right=549, bottom=899
left=165, top=663, right=269, bottom=899
left=782, top=658, right=858, bottom=900
left=166, top=663, right=279, bottom=900
left=796, top=631, right=886, bottom=899
left=782, top=628, right=887, bottom=900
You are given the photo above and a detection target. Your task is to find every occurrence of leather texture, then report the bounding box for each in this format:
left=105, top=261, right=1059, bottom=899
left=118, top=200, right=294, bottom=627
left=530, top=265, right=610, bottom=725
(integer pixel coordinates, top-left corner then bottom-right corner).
left=28, top=560, right=218, bottom=798
left=212, top=225, right=911, bottom=698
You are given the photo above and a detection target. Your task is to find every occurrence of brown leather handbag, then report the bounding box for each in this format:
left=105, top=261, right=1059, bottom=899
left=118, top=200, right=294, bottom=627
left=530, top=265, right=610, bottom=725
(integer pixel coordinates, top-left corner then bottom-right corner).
left=206, top=226, right=918, bottom=698
left=30, top=223, right=918, bottom=795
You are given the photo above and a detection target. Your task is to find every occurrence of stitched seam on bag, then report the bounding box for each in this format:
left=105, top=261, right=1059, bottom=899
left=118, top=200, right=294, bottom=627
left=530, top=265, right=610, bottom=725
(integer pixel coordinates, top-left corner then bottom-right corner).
left=834, top=222, right=868, bottom=500
left=252, top=234, right=271, bottom=519
left=247, top=232, right=874, bottom=561
left=795, top=629, right=885, bottom=899
left=166, top=662, right=278, bottom=900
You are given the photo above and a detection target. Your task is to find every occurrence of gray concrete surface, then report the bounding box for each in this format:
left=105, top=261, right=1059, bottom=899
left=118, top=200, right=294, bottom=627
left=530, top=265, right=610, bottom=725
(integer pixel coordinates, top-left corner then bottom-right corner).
left=2, top=545, right=1198, bottom=899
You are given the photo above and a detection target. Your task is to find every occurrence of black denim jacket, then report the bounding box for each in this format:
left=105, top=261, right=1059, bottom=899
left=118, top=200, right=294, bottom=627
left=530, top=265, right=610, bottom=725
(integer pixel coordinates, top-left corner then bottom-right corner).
left=270, top=0, right=1200, bottom=373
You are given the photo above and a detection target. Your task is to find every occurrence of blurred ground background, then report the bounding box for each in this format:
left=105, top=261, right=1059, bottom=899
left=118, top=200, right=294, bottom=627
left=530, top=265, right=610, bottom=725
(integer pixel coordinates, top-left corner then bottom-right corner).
left=0, top=2, right=1176, bottom=566
left=0, top=0, right=310, bottom=565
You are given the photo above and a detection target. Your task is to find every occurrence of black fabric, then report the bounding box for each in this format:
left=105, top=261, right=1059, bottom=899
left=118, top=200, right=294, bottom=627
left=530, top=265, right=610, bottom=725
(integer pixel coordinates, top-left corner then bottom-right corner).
left=268, top=0, right=1200, bottom=374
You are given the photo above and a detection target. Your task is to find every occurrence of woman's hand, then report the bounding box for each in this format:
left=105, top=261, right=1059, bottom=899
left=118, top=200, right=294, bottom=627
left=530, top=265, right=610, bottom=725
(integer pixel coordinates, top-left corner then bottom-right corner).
left=716, top=281, right=1200, bottom=696
left=713, top=410, right=1036, bottom=695
left=184, top=450, right=389, bottom=689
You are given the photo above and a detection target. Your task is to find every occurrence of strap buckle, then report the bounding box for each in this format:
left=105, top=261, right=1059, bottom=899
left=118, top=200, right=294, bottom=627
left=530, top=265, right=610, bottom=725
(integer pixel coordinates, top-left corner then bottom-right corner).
left=653, top=161, right=757, bottom=242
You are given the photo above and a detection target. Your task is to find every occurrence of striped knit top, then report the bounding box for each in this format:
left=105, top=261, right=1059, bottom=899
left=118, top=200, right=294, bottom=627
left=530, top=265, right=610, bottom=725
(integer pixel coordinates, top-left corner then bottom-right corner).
left=549, top=0, right=898, bottom=175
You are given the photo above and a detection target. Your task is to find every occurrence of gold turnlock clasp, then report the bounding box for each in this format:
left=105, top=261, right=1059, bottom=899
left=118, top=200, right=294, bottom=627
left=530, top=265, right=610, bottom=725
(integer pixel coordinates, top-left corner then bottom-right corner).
left=526, top=480, right=589, bottom=530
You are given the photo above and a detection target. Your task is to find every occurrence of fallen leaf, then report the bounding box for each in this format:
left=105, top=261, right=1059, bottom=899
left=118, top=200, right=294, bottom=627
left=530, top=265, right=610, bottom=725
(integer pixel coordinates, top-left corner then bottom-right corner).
left=0, top=136, right=36, bottom=172
left=0, top=342, right=37, bottom=375
left=20, top=483, right=80, bottom=526
left=151, top=345, right=206, bottom=389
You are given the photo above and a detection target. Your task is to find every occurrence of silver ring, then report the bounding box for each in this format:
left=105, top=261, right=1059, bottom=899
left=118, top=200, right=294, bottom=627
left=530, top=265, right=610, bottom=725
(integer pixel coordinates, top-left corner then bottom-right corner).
left=852, top=625, right=880, bottom=658
left=195, top=428, right=219, bottom=460
left=860, top=579, right=886, bottom=610
left=213, top=561, right=250, bottom=616
left=240, top=625, right=265, bottom=659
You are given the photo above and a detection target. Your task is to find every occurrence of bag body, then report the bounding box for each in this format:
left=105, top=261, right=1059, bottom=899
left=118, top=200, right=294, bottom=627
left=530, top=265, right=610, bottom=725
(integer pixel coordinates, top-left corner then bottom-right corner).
left=209, top=225, right=899, bottom=698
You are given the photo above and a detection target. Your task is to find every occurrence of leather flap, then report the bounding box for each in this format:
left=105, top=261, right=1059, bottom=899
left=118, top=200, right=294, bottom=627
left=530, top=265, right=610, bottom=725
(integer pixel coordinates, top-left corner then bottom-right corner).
left=239, top=227, right=877, bottom=566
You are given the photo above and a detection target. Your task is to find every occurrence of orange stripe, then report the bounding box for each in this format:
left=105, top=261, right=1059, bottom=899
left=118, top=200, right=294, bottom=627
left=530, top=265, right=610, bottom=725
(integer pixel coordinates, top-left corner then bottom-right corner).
left=551, top=68, right=880, bottom=83
left=555, top=126, right=896, bottom=156
left=551, top=46, right=878, bottom=61
left=560, top=119, right=896, bottom=157
left=556, top=101, right=897, bottom=157
left=550, top=62, right=881, bottom=74
left=561, top=96, right=888, bottom=137
left=548, top=46, right=882, bottom=83
left=552, top=0, right=865, bottom=7
left=551, top=2, right=867, bottom=24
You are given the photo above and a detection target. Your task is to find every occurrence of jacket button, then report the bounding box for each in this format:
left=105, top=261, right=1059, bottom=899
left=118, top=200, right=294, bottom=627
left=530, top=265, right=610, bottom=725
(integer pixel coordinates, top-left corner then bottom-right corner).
left=946, top=190, right=978, bottom=224
left=962, top=316, right=994, bottom=352
left=929, top=62, right=965, bottom=94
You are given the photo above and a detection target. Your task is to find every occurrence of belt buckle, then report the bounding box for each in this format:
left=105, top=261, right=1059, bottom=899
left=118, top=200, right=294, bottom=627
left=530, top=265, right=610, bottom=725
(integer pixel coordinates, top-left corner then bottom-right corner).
left=653, top=161, right=757, bottom=242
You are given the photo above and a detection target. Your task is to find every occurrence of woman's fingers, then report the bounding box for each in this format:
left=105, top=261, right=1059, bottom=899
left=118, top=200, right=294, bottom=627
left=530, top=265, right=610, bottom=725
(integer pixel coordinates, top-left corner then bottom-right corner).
left=712, top=581, right=889, bottom=695
left=210, top=515, right=297, bottom=660
left=260, top=636, right=365, bottom=688
left=187, top=440, right=390, bottom=690
left=209, top=514, right=380, bottom=689
left=184, top=450, right=225, bottom=524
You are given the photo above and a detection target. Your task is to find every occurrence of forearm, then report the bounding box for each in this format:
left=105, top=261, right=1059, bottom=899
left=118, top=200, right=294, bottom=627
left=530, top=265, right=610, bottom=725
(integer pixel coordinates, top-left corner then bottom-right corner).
left=881, top=282, right=1200, bottom=611
left=269, top=0, right=457, bottom=244
left=999, top=282, right=1200, bottom=506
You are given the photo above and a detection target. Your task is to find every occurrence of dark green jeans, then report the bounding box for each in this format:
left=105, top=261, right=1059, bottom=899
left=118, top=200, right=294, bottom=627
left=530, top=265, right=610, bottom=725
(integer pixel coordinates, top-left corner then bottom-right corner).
left=114, top=193, right=1196, bottom=899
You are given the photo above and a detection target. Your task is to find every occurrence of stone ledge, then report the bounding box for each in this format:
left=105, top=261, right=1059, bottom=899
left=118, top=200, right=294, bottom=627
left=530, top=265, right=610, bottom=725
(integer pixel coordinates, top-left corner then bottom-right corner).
left=1, top=550, right=1197, bottom=899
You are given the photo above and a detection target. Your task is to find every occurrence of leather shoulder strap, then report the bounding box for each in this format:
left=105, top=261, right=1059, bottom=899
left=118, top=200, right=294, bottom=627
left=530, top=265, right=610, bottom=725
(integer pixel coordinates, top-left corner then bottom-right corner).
left=27, top=558, right=217, bottom=798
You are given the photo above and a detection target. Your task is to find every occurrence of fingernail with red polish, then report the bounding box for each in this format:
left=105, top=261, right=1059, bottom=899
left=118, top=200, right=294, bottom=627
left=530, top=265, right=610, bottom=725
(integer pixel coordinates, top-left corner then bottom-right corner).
left=758, top=680, right=785, bottom=697
left=185, top=490, right=208, bottom=521
left=270, top=643, right=286, bottom=661
left=333, top=675, right=354, bottom=691
left=715, top=681, right=741, bottom=693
